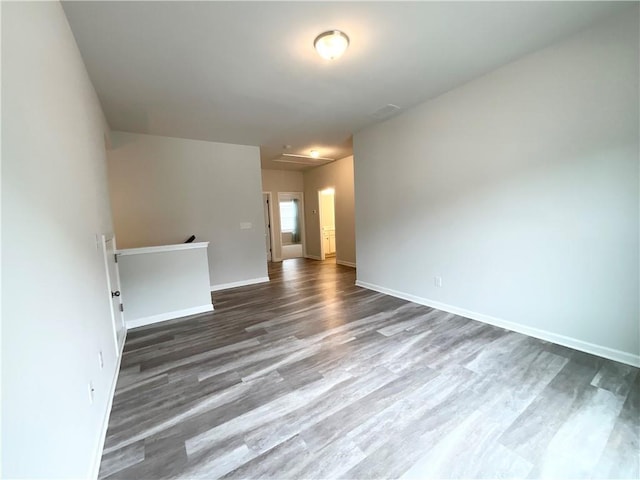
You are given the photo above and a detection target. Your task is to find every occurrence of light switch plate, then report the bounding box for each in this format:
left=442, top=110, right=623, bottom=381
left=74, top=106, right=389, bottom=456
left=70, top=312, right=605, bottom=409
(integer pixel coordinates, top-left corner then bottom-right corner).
left=240, top=222, right=252, bottom=230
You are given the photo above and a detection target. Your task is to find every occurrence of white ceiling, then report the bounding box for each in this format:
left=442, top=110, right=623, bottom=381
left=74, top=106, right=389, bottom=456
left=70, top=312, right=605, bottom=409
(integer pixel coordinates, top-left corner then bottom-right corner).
left=62, top=1, right=626, bottom=171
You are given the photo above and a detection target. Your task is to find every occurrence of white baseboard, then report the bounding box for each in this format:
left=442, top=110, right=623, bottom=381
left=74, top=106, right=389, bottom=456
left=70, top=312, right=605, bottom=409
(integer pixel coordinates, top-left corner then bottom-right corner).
left=337, top=259, right=357, bottom=268
left=355, top=280, right=640, bottom=368
left=90, top=330, right=127, bottom=479
left=210, top=276, right=270, bottom=292
left=126, top=304, right=214, bottom=329
left=305, top=254, right=322, bottom=261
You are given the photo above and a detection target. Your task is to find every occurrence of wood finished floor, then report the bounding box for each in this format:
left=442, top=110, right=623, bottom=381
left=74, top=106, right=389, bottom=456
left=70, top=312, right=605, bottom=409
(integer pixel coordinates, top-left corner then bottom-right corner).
left=100, top=258, right=639, bottom=479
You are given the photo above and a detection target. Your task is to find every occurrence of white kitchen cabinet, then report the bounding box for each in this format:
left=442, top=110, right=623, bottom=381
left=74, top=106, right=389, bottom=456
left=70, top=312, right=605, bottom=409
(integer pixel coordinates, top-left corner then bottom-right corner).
left=323, top=227, right=336, bottom=255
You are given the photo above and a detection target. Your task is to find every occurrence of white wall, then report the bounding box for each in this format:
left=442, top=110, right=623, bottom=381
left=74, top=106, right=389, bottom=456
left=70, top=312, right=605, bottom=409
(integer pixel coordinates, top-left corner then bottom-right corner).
left=261, top=169, right=304, bottom=261
left=354, top=9, right=639, bottom=365
left=320, top=191, right=335, bottom=230
left=107, top=132, right=268, bottom=289
left=117, top=244, right=212, bottom=327
left=2, top=2, right=119, bottom=477
left=303, top=156, right=356, bottom=266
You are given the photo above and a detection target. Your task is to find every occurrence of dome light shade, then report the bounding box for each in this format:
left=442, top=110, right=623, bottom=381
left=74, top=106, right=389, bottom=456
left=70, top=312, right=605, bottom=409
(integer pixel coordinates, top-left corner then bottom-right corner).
left=314, top=30, right=349, bottom=60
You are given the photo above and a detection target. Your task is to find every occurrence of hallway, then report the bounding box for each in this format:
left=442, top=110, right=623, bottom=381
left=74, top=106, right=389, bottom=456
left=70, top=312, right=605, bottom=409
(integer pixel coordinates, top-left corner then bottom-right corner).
left=100, top=259, right=639, bottom=479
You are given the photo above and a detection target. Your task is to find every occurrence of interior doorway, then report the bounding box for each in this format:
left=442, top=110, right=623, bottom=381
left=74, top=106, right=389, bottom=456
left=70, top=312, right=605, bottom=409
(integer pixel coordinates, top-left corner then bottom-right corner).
left=318, top=188, right=336, bottom=260
left=262, top=192, right=274, bottom=262
left=278, top=192, right=305, bottom=259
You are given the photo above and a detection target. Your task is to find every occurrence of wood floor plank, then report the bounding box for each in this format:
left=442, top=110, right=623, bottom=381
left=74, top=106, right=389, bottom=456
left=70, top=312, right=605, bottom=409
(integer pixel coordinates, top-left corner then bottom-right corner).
left=593, top=372, right=640, bottom=478
left=499, top=358, right=605, bottom=464
left=99, top=258, right=639, bottom=479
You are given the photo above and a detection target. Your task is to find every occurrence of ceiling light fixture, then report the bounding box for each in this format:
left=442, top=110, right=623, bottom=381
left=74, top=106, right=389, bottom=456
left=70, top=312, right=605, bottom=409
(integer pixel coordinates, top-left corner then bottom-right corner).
left=314, top=30, right=349, bottom=60
left=274, top=153, right=335, bottom=166
left=280, top=153, right=334, bottom=161
left=310, top=150, right=320, bottom=158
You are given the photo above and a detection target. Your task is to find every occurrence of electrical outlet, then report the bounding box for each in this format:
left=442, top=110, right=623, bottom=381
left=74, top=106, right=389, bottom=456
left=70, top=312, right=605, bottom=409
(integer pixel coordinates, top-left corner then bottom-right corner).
left=434, top=276, right=443, bottom=288
left=98, top=351, right=104, bottom=370
left=88, top=382, right=95, bottom=404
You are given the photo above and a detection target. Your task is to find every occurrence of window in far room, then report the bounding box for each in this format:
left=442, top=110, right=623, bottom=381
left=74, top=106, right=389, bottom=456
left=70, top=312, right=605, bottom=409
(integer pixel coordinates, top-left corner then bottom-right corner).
left=279, top=198, right=301, bottom=245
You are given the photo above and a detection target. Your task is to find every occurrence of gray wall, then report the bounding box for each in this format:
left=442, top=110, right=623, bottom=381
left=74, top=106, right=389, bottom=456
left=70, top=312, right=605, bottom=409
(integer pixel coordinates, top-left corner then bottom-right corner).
left=354, top=9, right=639, bottom=363
left=107, top=131, right=268, bottom=288
left=2, top=2, right=118, bottom=477
left=261, top=169, right=304, bottom=261
left=303, top=156, right=356, bottom=266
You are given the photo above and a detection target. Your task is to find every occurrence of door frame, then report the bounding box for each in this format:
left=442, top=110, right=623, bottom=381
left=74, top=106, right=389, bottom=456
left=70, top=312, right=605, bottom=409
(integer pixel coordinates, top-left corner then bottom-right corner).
left=318, top=189, right=326, bottom=261
left=277, top=191, right=306, bottom=259
left=101, top=234, right=125, bottom=355
left=262, top=192, right=275, bottom=262
left=317, top=187, right=336, bottom=261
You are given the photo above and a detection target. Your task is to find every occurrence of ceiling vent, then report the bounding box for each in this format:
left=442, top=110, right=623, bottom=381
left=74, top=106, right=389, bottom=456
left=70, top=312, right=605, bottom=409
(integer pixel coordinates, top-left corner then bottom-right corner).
left=272, top=153, right=335, bottom=166
left=371, top=104, right=400, bottom=120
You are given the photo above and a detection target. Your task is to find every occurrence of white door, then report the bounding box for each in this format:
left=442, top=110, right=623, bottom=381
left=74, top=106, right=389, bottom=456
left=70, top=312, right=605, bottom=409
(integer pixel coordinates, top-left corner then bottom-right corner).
left=263, top=193, right=272, bottom=261
left=102, top=235, right=125, bottom=354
